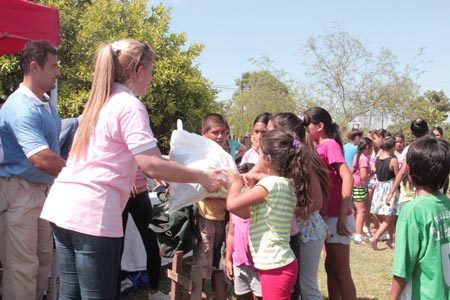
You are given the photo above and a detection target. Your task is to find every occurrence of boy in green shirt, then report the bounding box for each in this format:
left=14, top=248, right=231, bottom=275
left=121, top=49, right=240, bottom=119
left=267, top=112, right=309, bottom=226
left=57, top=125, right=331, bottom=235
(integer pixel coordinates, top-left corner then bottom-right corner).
left=390, top=135, right=450, bottom=300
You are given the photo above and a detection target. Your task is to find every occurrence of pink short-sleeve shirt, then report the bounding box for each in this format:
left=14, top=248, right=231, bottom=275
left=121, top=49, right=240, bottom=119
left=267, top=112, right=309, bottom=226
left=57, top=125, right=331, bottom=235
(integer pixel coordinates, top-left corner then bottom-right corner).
left=240, top=147, right=259, bottom=165
left=41, top=84, right=157, bottom=237
left=316, top=139, right=352, bottom=217
left=352, top=154, right=369, bottom=187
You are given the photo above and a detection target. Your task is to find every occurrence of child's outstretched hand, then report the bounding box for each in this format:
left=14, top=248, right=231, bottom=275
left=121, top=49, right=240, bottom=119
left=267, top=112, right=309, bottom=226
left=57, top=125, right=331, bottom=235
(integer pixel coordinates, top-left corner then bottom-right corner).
left=201, top=169, right=228, bottom=193
left=223, top=169, right=243, bottom=186
left=242, top=173, right=257, bottom=188
left=242, top=172, right=268, bottom=188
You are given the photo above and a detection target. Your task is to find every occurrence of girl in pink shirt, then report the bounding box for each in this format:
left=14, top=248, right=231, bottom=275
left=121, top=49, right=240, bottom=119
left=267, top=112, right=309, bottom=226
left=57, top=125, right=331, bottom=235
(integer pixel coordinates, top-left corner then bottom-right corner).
left=304, top=107, right=356, bottom=300
left=351, top=137, right=374, bottom=244
left=41, top=39, right=223, bottom=300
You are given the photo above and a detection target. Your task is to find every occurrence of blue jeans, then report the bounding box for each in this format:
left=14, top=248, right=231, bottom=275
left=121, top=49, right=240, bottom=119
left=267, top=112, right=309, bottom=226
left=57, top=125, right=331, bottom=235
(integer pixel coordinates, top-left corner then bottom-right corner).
left=51, top=223, right=122, bottom=300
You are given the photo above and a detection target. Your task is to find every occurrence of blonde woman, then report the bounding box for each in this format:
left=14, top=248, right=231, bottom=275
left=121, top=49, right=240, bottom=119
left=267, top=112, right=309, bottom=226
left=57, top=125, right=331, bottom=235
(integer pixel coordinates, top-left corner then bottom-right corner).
left=41, top=39, right=222, bottom=300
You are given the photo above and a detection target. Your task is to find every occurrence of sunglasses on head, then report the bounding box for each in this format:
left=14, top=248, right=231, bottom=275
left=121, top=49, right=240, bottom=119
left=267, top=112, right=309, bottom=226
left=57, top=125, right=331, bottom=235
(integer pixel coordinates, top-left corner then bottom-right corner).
left=135, top=42, right=150, bottom=71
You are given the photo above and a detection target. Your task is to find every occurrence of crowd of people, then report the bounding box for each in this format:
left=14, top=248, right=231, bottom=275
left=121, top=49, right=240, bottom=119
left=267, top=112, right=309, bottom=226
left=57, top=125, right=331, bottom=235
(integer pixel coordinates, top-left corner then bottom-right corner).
left=0, top=38, right=449, bottom=300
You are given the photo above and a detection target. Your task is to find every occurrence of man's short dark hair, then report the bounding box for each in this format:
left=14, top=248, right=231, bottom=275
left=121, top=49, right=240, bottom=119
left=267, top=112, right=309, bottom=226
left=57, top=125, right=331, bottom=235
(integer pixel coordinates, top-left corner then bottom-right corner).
left=407, top=135, right=450, bottom=191
left=380, top=136, right=396, bottom=151
left=201, top=113, right=227, bottom=131
left=410, top=119, right=429, bottom=138
left=21, top=40, right=58, bottom=74
left=347, top=128, right=363, bottom=141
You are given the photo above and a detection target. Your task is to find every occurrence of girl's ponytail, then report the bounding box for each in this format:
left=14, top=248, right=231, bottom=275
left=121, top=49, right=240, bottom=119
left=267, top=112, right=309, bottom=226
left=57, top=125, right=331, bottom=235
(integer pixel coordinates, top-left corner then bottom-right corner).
left=330, top=122, right=343, bottom=150
left=70, top=44, right=115, bottom=161
left=290, top=141, right=312, bottom=218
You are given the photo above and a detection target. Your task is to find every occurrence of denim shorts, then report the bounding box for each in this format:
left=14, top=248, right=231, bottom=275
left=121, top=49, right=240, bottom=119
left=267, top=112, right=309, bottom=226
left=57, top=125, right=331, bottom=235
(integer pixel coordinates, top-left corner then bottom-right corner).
left=323, top=215, right=355, bottom=245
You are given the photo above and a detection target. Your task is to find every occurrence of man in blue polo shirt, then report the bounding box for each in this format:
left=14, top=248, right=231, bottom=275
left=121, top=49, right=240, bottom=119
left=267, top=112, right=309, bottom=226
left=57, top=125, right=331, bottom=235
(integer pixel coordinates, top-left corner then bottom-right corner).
left=0, top=40, right=66, bottom=300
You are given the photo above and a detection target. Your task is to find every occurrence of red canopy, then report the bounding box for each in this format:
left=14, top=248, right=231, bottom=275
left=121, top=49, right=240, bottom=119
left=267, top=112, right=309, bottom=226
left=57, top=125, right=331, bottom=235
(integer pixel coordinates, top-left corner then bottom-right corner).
left=0, top=0, right=60, bottom=55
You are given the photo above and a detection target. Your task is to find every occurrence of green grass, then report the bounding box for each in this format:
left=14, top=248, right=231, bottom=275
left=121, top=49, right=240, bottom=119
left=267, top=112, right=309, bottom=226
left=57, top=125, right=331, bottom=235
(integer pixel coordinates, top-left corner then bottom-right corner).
left=319, top=242, right=394, bottom=300
left=122, top=241, right=395, bottom=300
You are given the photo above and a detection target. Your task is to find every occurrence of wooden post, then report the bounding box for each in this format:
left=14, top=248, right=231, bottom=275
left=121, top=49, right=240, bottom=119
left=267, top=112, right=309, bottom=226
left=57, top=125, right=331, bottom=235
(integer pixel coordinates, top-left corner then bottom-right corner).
left=167, top=251, right=227, bottom=300
left=190, top=264, right=203, bottom=300
left=168, top=251, right=184, bottom=300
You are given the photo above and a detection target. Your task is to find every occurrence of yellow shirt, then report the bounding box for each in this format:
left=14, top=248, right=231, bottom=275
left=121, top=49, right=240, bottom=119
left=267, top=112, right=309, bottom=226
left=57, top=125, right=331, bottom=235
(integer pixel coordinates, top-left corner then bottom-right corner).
left=197, top=198, right=227, bottom=220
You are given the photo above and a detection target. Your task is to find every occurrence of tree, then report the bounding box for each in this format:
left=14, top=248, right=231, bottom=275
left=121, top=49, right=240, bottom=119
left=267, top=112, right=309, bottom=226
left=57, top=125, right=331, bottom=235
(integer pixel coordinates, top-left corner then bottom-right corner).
left=387, top=90, right=450, bottom=138
left=407, top=90, right=450, bottom=124
left=224, top=70, right=297, bottom=138
left=302, top=25, right=419, bottom=129
left=1, top=0, right=218, bottom=152
left=0, top=55, right=21, bottom=100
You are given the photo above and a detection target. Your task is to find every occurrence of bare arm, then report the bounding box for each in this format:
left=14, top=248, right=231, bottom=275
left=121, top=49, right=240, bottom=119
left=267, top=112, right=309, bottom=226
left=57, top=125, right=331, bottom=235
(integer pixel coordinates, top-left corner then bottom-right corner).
left=29, top=148, right=66, bottom=177
left=359, top=166, right=371, bottom=182
left=134, top=147, right=223, bottom=193
left=224, top=169, right=267, bottom=219
left=390, top=276, right=406, bottom=300
left=243, top=161, right=261, bottom=174
left=385, top=157, right=400, bottom=206
left=307, top=172, right=324, bottom=212
left=391, top=157, right=400, bottom=176
left=242, top=171, right=267, bottom=188
left=225, top=216, right=235, bottom=280
left=335, top=162, right=353, bottom=236
left=386, top=161, right=408, bottom=204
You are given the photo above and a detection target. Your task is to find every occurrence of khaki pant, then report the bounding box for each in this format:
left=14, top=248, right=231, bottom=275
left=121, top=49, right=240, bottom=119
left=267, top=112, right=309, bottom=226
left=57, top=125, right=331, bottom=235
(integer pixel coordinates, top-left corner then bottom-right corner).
left=0, top=177, right=53, bottom=300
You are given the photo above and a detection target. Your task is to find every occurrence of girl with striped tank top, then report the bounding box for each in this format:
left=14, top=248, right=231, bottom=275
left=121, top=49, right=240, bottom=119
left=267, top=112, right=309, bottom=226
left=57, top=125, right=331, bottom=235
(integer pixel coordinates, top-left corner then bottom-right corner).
left=224, top=129, right=311, bottom=300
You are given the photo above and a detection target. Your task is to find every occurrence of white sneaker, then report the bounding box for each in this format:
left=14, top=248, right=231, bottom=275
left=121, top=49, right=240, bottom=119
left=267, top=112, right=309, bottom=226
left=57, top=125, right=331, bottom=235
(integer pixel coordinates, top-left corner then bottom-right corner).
left=353, top=239, right=367, bottom=245
left=148, top=290, right=169, bottom=300
left=120, top=278, right=135, bottom=295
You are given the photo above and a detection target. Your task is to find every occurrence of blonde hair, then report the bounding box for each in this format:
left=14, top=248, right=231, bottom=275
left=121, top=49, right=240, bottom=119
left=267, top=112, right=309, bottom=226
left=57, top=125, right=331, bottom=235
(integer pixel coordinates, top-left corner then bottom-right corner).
left=70, top=39, right=155, bottom=160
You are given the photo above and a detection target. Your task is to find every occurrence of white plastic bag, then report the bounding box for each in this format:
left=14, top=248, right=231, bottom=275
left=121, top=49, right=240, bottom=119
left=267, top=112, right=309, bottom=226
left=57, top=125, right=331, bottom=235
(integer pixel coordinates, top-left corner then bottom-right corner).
left=167, top=120, right=237, bottom=213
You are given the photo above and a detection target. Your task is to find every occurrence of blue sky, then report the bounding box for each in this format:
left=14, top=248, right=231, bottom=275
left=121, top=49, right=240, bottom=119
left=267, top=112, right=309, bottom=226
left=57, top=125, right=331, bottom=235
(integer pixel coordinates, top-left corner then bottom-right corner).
left=149, top=0, right=450, bottom=102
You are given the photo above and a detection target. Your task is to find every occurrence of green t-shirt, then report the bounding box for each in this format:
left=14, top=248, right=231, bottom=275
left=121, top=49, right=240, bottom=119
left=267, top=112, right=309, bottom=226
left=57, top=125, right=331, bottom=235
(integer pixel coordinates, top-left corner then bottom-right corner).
left=392, top=194, right=450, bottom=299
left=249, top=176, right=296, bottom=270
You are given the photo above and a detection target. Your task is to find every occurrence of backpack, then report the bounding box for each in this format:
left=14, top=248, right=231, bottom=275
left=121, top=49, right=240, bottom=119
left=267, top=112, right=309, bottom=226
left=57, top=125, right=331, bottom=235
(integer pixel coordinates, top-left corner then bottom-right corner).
left=149, top=197, right=199, bottom=258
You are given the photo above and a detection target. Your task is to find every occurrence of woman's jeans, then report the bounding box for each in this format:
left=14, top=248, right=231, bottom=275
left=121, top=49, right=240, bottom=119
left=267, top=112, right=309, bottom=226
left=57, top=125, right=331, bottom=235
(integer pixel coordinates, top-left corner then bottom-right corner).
left=51, top=223, right=122, bottom=300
